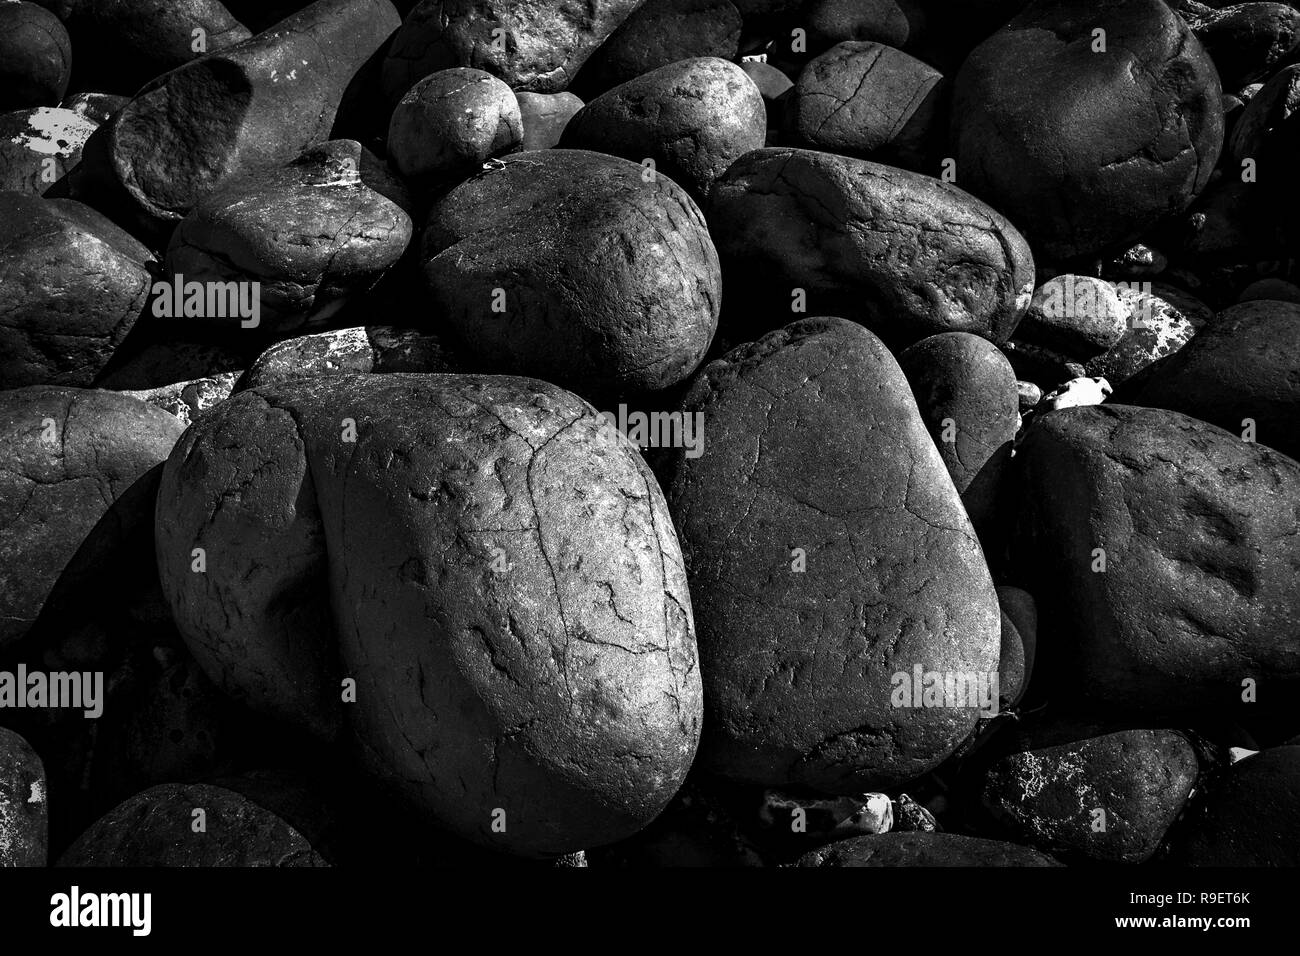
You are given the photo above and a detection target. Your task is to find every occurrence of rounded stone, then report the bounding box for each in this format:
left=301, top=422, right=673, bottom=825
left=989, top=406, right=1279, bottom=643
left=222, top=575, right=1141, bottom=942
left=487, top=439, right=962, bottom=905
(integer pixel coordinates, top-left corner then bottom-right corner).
left=659, top=317, right=1000, bottom=793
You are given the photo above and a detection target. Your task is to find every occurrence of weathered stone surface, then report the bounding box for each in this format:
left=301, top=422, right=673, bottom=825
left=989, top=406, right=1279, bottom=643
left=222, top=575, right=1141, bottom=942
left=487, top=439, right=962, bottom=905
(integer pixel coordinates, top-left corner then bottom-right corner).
left=980, top=728, right=1198, bottom=863
left=707, top=147, right=1034, bottom=346
left=897, top=332, right=1018, bottom=541
left=59, top=0, right=252, bottom=95
left=0, top=727, right=46, bottom=866
left=118, top=372, right=240, bottom=426
left=422, top=149, right=719, bottom=398
left=1190, top=1, right=1300, bottom=91
left=1012, top=405, right=1300, bottom=717
left=1016, top=276, right=1127, bottom=360
left=381, top=0, right=646, bottom=99
left=164, top=140, right=413, bottom=332
left=72, top=0, right=401, bottom=237
left=659, top=318, right=1000, bottom=792
left=57, top=783, right=328, bottom=866
left=0, top=193, right=153, bottom=388
left=952, top=0, right=1223, bottom=260
left=1129, top=298, right=1300, bottom=461
left=240, top=326, right=461, bottom=391
left=0, top=2, right=71, bottom=110
left=788, top=41, right=945, bottom=168
left=575, top=0, right=741, bottom=95
left=388, top=68, right=522, bottom=183
left=560, top=57, right=765, bottom=198
left=156, top=373, right=702, bottom=856
left=795, top=831, right=1061, bottom=866
left=0, top=386, right=184, bottom=648
left=0, top=106, right=98, bottom=194
left=1083, top=284, right=1205, bottom=388
left=516, top=91, right=583, bottom=150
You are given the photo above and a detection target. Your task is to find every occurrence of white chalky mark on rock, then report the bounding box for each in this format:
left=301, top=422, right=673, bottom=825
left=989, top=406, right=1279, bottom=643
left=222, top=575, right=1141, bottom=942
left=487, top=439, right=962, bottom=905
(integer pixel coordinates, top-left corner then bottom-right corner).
left=1043, top=376, right=1112, bottom=411
left=9, top=107, right=97, bottom=155
left=28, top=781, right=43, bottom=804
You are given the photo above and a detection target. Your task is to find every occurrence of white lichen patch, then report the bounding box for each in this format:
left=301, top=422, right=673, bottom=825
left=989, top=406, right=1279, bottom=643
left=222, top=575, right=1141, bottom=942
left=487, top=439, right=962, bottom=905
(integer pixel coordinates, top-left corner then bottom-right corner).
left=10, top=107, right=97, bottom=156
left=28, top=780, right=43, bottom=804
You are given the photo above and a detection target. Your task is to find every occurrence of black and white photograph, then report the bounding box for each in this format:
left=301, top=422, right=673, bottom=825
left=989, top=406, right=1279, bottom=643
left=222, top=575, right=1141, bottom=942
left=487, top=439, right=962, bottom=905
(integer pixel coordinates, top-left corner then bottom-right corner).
left=0, top=0, right=1293, bottom=938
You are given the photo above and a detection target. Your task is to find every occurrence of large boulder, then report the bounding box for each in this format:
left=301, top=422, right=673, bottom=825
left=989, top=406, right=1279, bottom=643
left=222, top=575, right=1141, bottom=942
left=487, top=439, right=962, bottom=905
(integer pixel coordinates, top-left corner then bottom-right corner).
left=951, top=0, right=1223, bottom=261
left=0, top=387, right=184, bottom=648
left=707, top=147, right=1034, bottom=347
left=1012, top=405, right=1300, bottom=719
left=421, top=149, right=719, bottom=399
left=71, top=0, right=401, bottom=238
left=155, top=372, right=703, bottom=856
left=381, top=0, right=646, bottom=100
left=658, top=318, right=1000, bottom=793
left=0, top=194, right=153, bottom=389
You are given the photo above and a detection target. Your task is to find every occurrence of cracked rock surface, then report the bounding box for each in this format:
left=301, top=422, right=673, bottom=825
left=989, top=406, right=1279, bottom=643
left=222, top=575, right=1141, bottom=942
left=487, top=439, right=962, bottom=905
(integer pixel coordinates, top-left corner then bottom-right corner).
left=1012, top=404, right=1300, bottom=718
left=164, top=139, right=414, bottom=333
left=0, top=386, right=184, bottom=647
left=0, top=193, right=154, bottom=389
left=952, top=0, right=1223, bottom=261
left=71, top=0, right=400, bottom=238
left=658, top=317, right=1000, bottom=793
left=57, top=782, right=327, bottom=866
left=560, top=56, right=765, bottom=200
left=155, top=372, right=702, bottom=856
left=708, top=147, right=1035, bottom=347
left=422, top=149, right=720, bottom=399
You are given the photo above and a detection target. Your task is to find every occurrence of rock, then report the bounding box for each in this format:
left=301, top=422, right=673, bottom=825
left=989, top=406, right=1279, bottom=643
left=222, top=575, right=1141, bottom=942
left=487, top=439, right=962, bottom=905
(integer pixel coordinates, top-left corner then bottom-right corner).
left=1016, top=381, right=1042, bottom=413
left=898, top=332, right=1018, bottom=542
left=658, top=318, right=1000, bottom=792
left=0, top=2, right=71, bottom=109
left=805, top=0, right=928, bottom=51
left=155, top=373, right=703, bottom=856
left=0, top=194, right=154, bottom=388
left=741, top=60, right=793, bottom=128
left=0, top=106, right=98, bottom=194
left=516, top=91, right=584, bottom=150
left=164, top=140, right=413, bottom=332
left=1039, top=376, right=1112, bottom=412
left=788, top=41, right=945, bottom=169
left=795, top=831, right=1060, bottom=866
left=381, top=0, right=645, bottom=100
left=95, top=339, right=248, bottom=391
left=1002, top=340, right=1081, bottom=390
left=997, top=590, right=1033, bottom=709
left=240, top=327, right=461, bottom=390
left=72, top=0, right=401, bottom=239
left=422, top=149, right=720, bottom=398
left=1104, top=244, right=1168, bottom=279
left=59, top=92, right=130, bottom=125
left=892, top=793, right=939, bottom=832
left=57, top=783, right=328, bottom=866
left=1227, top=62, right=1300, bottom=214
left=387, top=68, right=523, bottom=184
left=1084, top=285, right=1205, bottom=388
left=979, top=728, right=1198, bottom=863
left=59, top=0, right=252, bottom=95
left=118, top=373, right=241, bottom=426
left=0, top=728, right=46, bottom=866
left=1238, top=278, right=1300, bottom=303
left=1012, top=405, right=1300, bottom=718
left=952, top=0, right=1223, bottom=260
left=1190, top=2, right=1300, bottom=92
left=1170, top=746, right=1300, bottom=865
left=707, top=147, right=1034, bottom=347
left=759, top=790, right=893, bottom=837
left=1126, top=299, right=1300, bottom=461
left=560, top=57, right=766, bottom=199
left=574, top=0, right=741, bottom=95
left=0, top=387, right=184, bottom=648
left=1016, top=276, right=1128, bottom=359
